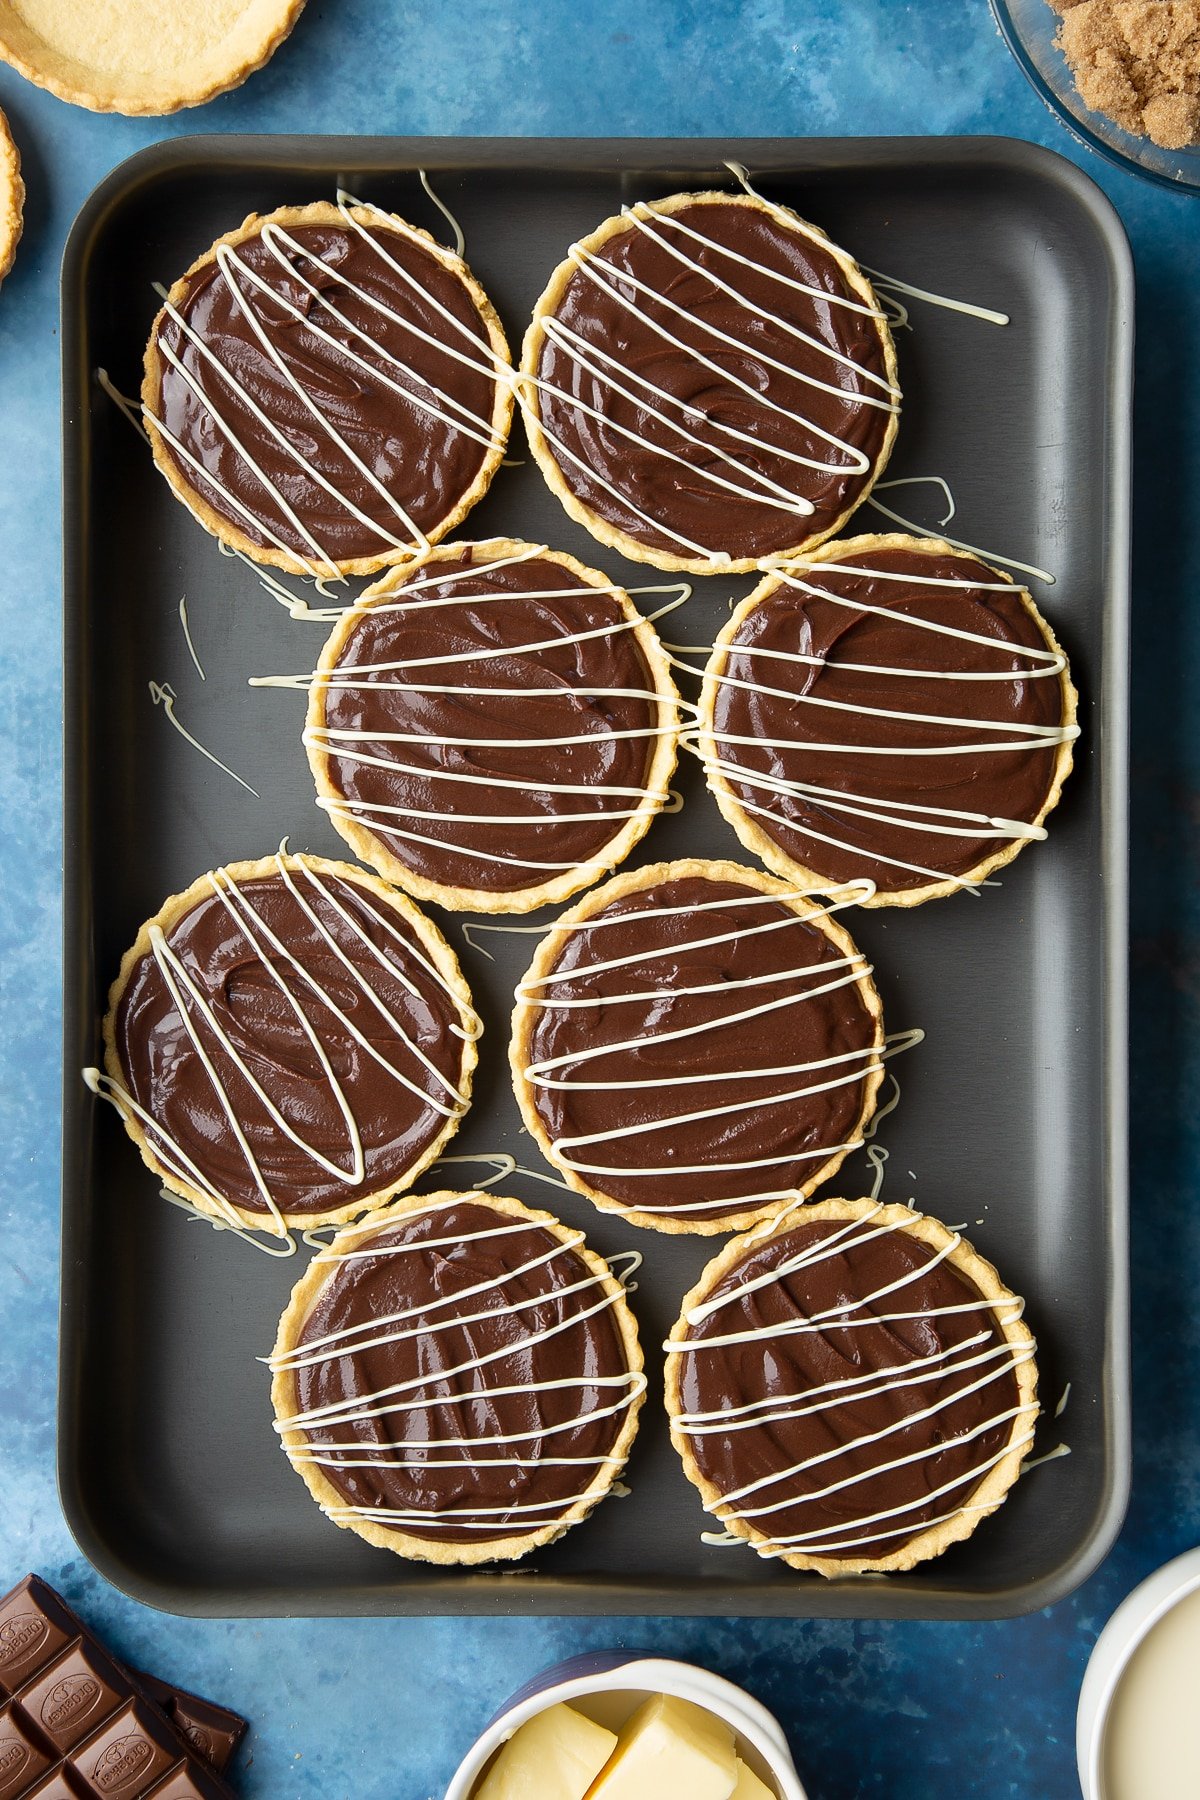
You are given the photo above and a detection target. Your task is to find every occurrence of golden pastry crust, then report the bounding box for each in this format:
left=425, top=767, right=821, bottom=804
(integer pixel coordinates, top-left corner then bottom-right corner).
left=510, top=857, right=885, bottom=1235
left=142, top=202, right=513, bottom=577
left=665, top=1197, right=1039, bottom=1575
left=519, top=190, right=899, bottom=576
left=698, top=533, right=1079, bottom=908
left=100, top=853, right=478, bottom=1233
left=0, top=106, right=23, bottom=286
left=270, top=1188, right=645, bottom=1565
left=0, top=0, right=307, bottom=116
left=306, top=537, right=682, bottom=914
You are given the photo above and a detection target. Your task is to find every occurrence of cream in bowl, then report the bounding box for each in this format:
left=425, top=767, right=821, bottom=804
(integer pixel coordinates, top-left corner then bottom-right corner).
left=1078, top=1547, right=1200, bottom=1800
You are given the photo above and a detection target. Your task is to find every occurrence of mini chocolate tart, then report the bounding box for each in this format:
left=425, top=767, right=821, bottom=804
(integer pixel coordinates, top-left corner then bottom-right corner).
left=665, top=1198, right=1038, bottom=1575
left=699, top=534, right=1079, bottom=905
left=520, top=190, right=899, bottom=575
left=91, top=853, right=478, bottom=1234
left=270, top=1189, right=644, bottom=1564
left=306, top=537, right=681, bottom=913
left=143, top=201, right=513, bottom=578
left=510, top=858, right=886, bottom=1235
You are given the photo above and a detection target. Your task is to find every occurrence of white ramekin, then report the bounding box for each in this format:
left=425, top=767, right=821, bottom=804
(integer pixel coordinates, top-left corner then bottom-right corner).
left=1076, top=1544, right=1200, bottom=1800
left=444, top=1653, right=807, bottom=1800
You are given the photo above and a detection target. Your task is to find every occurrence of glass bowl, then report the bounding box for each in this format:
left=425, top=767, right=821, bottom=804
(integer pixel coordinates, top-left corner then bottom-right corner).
left=991, top=0, right=1200, bottom=193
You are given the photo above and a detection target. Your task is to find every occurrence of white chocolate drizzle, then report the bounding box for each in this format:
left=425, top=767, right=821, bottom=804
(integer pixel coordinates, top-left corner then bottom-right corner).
left=416, top=169, right=466, bottom=259
left=218, top=541, right=351, bottom=624
left=517, top=881, right=920, bottom=1217
left=867, top=476, right=1056, bottom=586
left=177, top=596, right=206, bottom=680
left=690, top=548, right=1077, bottom=894
left=144, top=194, right=509, bottom=579
left=522, top=189, right=899, bottom=564
left=724, top=165, right=1010, bottom=329
left=96, top=368, right=151, bottom=444
left=148, top=681, right=257, bottom=796
left=1023, top=1442, right=1071, bottom=1470
left=83, top=853, right=479, bottom=1239
left=270, top=1191, right=644, bottom=1535
left=669, top=1202, right=1036, bottom=1560
left=256, top=544, right=686, bottom=885
left=156, top=1182, right=299, bottom=1259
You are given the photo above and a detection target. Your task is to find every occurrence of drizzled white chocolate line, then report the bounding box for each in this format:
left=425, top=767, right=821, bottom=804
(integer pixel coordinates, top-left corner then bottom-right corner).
left=669, top=1203, right=1036, bottom=1560
left=694, top=554, right=1078, bottom=893
left=264, top=544, right=685, bottom=882
left=145, top=197, right=508, bottom=581
left=866, top=476, right=1056, bottom=586
left=517, top=885, right=909, bottom=1216
left=84, top=854, right=479, bottom=1238
left=522, top=196, right=897, bottom=564
left=177, top=596, right=205, bottom=680
left=147, top=680, right=257, bottom=796
left=270, top=1193, right=645, bottom=1532
left=724, top=164, right=1011, bottom=329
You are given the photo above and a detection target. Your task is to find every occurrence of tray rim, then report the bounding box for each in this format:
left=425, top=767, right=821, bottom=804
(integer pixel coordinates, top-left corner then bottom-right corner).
left=59, top=131, right=1133, bottom=1621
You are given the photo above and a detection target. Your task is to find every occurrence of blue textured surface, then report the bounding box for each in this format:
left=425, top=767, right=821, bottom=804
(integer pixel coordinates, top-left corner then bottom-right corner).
left=0, top=2, right=1195, bottom=1796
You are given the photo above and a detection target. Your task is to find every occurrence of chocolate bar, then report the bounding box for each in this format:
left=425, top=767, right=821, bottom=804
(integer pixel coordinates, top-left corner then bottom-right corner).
left=0, top=1578, right=241, bottom=1799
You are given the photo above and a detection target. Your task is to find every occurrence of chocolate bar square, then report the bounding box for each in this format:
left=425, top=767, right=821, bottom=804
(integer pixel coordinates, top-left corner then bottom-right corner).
left=74, top=1701, right=179, bottom=1799
left=22, top=1770, right=90, bottom=1799
left=21, top=1642, right=127, bottom=1754
left=0, top=1703, right=52, bottom=1798
left=0, top=1582, right=76, bottom=1697
left=140, top=1766, right=228, bottom=1800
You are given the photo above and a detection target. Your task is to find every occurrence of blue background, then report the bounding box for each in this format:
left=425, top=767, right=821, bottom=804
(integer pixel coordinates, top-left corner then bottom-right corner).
left=1, top=2, right=1195, bottom=1795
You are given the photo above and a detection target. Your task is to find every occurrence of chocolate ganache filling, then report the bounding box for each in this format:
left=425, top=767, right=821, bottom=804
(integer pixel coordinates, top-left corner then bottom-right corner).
left=315, top=546, right=669, bottom=896
left=152, top=212, right=506, bottom=566
left=286, top=1199, right=637, bottom=1545
left=520, top=873, right=881, bottom=1222
left=674, top=1212, right=1025, bottom=1562
left=707, top=545, right=1072, bottom=894
left=530, top=198, right=895, bottom=563
left=113, top=865, right=469, bottom=1217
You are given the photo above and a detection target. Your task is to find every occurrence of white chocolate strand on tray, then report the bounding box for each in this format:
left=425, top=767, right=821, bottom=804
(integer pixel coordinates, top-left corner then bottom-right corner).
left=84, top=853, right=480, bottom=1239
left=520, top=189, right=899, bottom=568
left=515, top=877, right=919, bottom=1221
left=144, top=191, right=511, bottom=581
left=866, top=476, right=1056, bottom=585
left=148, top=680, right=256, bottom=794
left=722, top=165, right=1011, bottom=330
left=270, top=1192, right=645, bottom=1537
left=258, top=542, right=686, bottom=904
left=690, top=544, right=1078, bottom=897
left=668, top=1203, right=1037, bottom=1563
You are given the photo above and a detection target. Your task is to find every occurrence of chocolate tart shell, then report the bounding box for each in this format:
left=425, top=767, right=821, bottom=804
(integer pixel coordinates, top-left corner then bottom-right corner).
left=665, top=1197, right=1038, bottom=1575
left=101, top=853, right=478, bottom=1233
left=306, top=537, right=681, bottom=913
left=270, top=1188, right=644, bottom=1565
left=699, top=533, right=1078, bottom=907
left=520, top=190, right=899, bottom=576
left=509, top=856, right=885, bottom=1236
left=143, top=202, right=513, bottom=577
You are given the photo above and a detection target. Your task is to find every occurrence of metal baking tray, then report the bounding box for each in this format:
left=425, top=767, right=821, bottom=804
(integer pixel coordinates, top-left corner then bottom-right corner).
left=60, top=136, right=1131, bottom=1618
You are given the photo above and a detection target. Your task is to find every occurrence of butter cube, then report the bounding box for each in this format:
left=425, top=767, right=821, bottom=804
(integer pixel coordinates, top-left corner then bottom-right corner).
left=584, top=1694, right=738, bottom=1800
left=476, top=1702, right=617, bottom=1800
left=731, top=1758, right=778, bottom=1800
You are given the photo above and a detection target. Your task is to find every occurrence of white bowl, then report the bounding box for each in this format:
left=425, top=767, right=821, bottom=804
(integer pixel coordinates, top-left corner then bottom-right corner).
left=444, top=1653, right=807, bottom=1800
left=1077, top=1545, right=1200, bottom=1800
